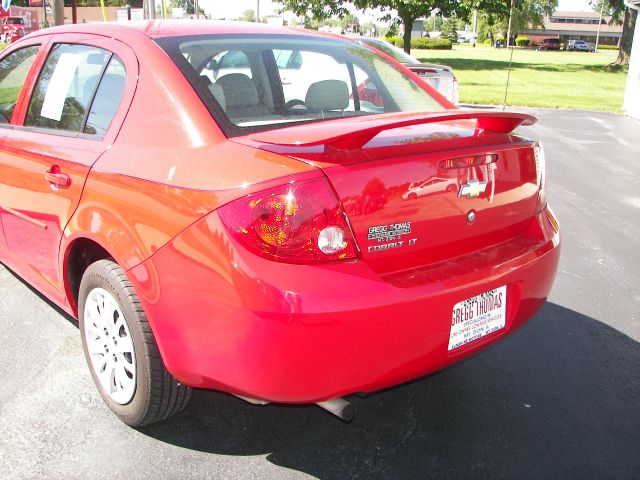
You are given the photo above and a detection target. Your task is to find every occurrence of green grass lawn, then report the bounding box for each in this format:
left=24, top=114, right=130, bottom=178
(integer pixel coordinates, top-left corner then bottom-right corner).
left=412, top=45, right=627, bottom=112
left=1, top=42, right=626, bottom=112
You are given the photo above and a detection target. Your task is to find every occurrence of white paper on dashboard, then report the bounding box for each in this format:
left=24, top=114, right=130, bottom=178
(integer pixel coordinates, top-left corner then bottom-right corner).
left=40, top=53, right=81, bottom=121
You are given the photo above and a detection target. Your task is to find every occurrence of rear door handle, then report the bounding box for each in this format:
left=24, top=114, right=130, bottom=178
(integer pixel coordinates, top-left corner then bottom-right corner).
left=45, top=165, right=71, bottom=189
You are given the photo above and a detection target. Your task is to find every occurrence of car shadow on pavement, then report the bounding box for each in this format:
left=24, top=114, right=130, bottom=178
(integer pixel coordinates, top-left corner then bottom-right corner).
left=138, top=302, right=639, bottom=479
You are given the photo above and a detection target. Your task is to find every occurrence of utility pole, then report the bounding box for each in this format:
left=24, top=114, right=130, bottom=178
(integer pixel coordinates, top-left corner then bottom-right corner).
left=256, top=0, right=259, bottom=22
left=595, top=1, right=605, bottom=53
left=472, top=9, right=478, bottom=47
left=505, top=0, right=514, bottom=47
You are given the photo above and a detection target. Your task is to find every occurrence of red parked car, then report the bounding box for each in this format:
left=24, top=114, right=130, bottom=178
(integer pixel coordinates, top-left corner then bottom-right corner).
left=1, top=16, right=29, bottom=44
left=0, top=22, right=560, bottom=426
left=538, top=38, right=561, bottom=51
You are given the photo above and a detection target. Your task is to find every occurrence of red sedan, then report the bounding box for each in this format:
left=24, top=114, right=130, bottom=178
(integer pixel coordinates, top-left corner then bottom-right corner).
left=0, top=21, right=560, bottom=426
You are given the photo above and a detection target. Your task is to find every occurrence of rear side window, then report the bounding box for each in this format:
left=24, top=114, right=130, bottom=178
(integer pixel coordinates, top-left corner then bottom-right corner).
left=0, top=45, right=39, bottom=124
left=25, top=44, right=126, bottom=135
left=84, top=56, right=126, bottom=135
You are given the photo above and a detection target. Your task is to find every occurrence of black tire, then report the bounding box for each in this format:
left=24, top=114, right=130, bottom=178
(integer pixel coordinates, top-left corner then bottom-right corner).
left=79, top=259, right=192, bottom=426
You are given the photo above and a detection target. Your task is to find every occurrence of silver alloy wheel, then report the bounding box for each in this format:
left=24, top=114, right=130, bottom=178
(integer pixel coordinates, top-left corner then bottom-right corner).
left=83, top=287, right=136, bottom=405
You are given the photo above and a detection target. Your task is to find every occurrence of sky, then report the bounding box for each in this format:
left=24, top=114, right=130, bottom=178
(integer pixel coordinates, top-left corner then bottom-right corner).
left=198, top=0, right=595, bottom=22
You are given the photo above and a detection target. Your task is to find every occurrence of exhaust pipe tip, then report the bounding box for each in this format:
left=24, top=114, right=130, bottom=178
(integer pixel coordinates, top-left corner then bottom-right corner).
left=316, top=398, right=356, bottom=422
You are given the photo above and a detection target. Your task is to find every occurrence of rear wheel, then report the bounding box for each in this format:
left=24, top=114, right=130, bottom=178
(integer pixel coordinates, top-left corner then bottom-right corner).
left=79, top=259, right=192, bottom=426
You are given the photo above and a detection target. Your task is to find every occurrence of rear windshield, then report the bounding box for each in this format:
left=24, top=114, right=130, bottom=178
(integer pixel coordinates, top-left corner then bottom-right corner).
left=156, top=34, right=445, bottom=137
left=8, top=18, right=25, bottom=25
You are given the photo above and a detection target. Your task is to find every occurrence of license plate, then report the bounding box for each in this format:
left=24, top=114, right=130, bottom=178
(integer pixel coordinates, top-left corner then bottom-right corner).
left=448, top=286, right=507, bottom=351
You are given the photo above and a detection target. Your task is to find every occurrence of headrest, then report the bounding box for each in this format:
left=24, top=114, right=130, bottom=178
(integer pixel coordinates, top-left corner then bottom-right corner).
left=305, top=80, right=349, bottom=111
left=216, top=73, right=259, bottom=108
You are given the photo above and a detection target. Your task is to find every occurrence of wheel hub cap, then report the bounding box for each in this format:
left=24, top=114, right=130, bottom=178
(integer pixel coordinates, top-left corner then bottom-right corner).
left=84, top=288, right=136, bottom=404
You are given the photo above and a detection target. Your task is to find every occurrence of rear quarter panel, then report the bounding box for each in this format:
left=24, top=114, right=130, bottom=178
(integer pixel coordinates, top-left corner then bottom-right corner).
left=64, top=32, right=315, bottom=309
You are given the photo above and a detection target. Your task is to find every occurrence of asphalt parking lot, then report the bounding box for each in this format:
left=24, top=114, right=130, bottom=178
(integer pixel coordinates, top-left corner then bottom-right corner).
left=1, top=109, right=638, bottom=480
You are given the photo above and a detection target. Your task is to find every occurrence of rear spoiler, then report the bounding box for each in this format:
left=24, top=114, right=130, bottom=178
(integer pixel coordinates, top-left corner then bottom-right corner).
left=249, top=110, right=536, bottom=151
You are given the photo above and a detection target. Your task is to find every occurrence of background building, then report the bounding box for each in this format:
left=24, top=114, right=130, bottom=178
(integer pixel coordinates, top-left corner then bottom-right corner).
left=524, top=11, right=623, bottom=46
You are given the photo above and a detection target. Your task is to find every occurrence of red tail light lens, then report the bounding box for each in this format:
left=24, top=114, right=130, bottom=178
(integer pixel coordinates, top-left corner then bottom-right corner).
left=218, top=177, right=358, bottom=264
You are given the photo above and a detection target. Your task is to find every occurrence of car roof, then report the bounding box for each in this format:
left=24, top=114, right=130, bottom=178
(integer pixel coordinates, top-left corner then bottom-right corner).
left=27, top=20, right=337, bottom=42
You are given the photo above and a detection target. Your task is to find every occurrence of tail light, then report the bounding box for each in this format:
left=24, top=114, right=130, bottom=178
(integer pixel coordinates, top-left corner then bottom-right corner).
left=546, top=205, right=559, bottom=233
left=534, top=142, right=547, bottom=213
left=218, top=176, right=358, bottom=264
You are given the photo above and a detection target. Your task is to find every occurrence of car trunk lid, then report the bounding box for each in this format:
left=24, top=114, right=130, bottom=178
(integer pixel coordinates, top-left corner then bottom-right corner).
left=234, top=110, right=540, bottom=275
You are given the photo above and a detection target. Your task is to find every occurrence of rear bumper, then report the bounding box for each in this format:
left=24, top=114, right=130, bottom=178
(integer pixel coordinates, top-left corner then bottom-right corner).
left=129, top=207, right=560, bottom=403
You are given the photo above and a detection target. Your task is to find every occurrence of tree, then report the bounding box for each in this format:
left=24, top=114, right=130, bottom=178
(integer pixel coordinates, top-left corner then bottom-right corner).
left=339, top=12, right=360, bottom=33
left=463, top=0, right=556, bottom=45
left=171, top=0, right=206, bottom=17
left=592, top=0, right=637, bottom=65
left=52, top=0, right=64, bottom=26
left=279, top=0, right=459, bottom=53
left=441, top=16, right=461, bottom=41
left=240, top=9, right=256, bottom=22
left=477, top=13, right=502, bottom=43
left=617, top=8, right=637, bottom=65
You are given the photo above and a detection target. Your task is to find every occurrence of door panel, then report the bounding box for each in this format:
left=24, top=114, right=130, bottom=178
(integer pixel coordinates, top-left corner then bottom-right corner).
left=0, top=42, right=44, bottom=264
left=0, top=35, right=137, bottom=307
left=0, top=132, right=103, bottom=302
left=0, top=132, right=7, bottom=259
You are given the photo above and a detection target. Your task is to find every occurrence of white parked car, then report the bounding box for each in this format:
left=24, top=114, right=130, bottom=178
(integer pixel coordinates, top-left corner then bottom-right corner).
left=566, top=40, right=590, bottom=52
left=358, top=37, right=459, bottom=104
left=402, top=177, right=459, bottom=200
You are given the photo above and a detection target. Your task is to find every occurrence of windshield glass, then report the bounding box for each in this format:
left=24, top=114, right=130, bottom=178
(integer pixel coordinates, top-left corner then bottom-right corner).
left=157, top=35, right=444, bottom=137
left=361, top=38, right=420, bottom=65
left=7, top=18, right=25, bottom=25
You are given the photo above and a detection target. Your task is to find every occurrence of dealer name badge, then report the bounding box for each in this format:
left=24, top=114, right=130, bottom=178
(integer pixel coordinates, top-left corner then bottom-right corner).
left=367, top=221, right=417, bottom=253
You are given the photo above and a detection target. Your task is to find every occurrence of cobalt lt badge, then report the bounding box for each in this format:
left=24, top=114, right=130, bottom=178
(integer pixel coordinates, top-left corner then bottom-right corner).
left=458, top=179, right=488, bottom=199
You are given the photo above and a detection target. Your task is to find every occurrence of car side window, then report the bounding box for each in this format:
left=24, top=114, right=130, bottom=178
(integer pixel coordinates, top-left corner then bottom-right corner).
left=0, top=45, right=39, bottom=124
left=84, top=55, right=126, bottom=136
left=25, top=44, right=113, bottom=133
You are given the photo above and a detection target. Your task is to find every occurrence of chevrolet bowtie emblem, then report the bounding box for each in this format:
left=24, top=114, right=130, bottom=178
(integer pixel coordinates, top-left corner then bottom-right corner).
left=458, top=179, right=488, bottom=199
